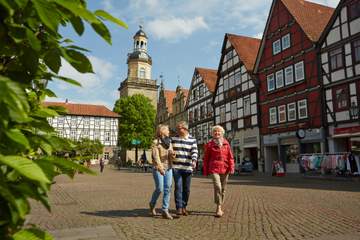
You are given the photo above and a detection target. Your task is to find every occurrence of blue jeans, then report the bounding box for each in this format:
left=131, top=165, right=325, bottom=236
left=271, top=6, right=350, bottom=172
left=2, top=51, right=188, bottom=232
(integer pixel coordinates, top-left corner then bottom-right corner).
left=149, top=168, right=173, bottom=211
left=173, top=169, right=192, bottom=210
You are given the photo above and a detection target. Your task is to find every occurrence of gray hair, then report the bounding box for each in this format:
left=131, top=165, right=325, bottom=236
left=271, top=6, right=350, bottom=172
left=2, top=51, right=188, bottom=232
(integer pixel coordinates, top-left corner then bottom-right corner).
left=156, top=124, right=169, bottom=138
left=176, top=121, right=189, bottom=130
left=212, top=125, right=225, bottom=136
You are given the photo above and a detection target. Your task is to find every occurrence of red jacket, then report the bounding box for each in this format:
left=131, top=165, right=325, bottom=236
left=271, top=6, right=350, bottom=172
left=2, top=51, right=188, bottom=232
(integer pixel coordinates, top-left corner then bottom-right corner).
left=203, top=138, right=235, bottom=176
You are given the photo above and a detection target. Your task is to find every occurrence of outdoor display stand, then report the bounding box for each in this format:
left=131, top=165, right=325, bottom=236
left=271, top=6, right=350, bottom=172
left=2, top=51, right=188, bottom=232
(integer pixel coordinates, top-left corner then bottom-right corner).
left=272, top=160, right=285, bottom=177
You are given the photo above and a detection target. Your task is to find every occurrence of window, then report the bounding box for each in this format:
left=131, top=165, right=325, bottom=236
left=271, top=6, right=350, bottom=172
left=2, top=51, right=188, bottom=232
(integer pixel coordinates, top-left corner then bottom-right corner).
left=333, top=85, right=349, bottom=111
left=278, top=105, right=286, bottom=123
left=139, top=67, right=145, bottom=78
left=329, top=48, right=343, bottom=71
left=282, top=34, right=291, bottom=50
left=231, top=102, right=237, bottom=119
left=220, top=106, right=226, bottom=123
left=105, top=131, right=110, bottom=141
left=267, top=74, right=275, bottom=91
left=82, top=130, right=89, bottom=138
left=353, top=40, right=360, bottom=63
left=189, top=111, right=193, bottom=123
left=276, top=70, right=284, bottom=88
left=71, top=117, right=77, bottom=126
left=70, top=130, right=76, bottom=140
left=192, top=89, right=198, bottom=101
left=349, top=1, right=360, bottom=20
left=273, top=39, right=281, bottom=55
left=295, top=61, right=304, bottom=82
left=284, top=66, right=294, bottom=85
left=104, top=152, right=109, bottom=160
left=235, top=71, right=241, bottom=85
left=94, top=130, right=101, bottom=139
left=298, top=99, right=308, bottom=119
left=269, top=107, right=277, bottom=124
left=229, top=74, right=235, bottom=89
left=244, top=97, right=251, bottom=116
left=84, top=118, right=90, bottom=126
left=95, top=118, right=100, bottom=126
left=194, top=108, right=199, bottom=121
left=207, top=102, right=213, bottom=116
left=224, top=77, right=229, bottom=91
left=200, top=105, right=205, bottom=119
left=287, top=103, right=296, bottom=121
left=57, top=117, right=64, bottom=125
left=199, top=85, right=204, bottom=98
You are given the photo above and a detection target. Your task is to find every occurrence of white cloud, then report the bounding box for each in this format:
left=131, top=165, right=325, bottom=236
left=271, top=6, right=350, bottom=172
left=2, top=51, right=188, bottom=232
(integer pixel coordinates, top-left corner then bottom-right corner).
left=147, top=16, right=208, bottom=41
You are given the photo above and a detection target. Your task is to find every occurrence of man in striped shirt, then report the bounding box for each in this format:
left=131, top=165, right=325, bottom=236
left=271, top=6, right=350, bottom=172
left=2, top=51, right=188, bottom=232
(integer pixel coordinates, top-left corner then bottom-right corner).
left=171, top=121, right=198, bottom=216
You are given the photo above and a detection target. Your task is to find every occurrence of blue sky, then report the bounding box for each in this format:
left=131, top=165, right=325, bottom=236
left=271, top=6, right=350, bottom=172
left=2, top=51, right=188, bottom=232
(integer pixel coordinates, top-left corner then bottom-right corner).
left=48, top=0, right=339, bottom=110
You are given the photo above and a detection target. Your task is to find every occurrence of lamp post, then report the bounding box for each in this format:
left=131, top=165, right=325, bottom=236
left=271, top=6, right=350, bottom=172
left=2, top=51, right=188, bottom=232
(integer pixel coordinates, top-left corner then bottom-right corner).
left=349, top=101, right=360, bottom=121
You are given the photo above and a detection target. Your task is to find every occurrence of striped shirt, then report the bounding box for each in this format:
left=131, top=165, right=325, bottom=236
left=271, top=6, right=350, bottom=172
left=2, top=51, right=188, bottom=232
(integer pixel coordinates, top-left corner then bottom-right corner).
left=171, top=134, right=198, bottom=172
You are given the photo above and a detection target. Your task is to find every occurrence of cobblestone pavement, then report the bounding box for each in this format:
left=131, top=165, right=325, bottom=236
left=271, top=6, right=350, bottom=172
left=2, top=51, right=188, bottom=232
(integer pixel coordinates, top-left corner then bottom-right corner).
left=28, top=167, right=360, bottom=240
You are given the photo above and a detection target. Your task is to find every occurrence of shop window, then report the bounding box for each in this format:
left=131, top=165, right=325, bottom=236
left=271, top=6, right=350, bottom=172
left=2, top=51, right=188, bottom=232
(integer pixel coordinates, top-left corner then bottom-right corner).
left=333, top=85, right=349, bottom=111
left=269, top=107, right=277, bottom=124
left=273, top=39, right=281, bottom=55
left=329, top=48, right=343, bottom=71
left=349, top=1, right=360, bottom=20
left=297, top=99, right=308, bottom=119
left=267, top=73, right=275, bottom=91
left=278, top=105, right=286, bottom=123
left=353, top=39, right=360, bottom=63
left=295, top=61, right=304, bottom=82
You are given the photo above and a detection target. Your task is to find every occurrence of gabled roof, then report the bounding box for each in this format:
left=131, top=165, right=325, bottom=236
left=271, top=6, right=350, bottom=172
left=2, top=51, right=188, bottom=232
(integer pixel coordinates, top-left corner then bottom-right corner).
left=227, top=34, right=261, bottom=72
left=43, top=102, right=119, bottom=118
left=254, top=0, right=334, bottom=72
left=164, top=90, right=176, bottom=114
left=282, top=0, right=334, bottom=42
left=196, top=67, right=218, bottom=93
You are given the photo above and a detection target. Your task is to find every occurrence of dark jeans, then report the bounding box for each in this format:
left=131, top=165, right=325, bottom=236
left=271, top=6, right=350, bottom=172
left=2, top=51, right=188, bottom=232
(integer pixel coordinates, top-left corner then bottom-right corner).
left=173, top=169, right=192, bottom=209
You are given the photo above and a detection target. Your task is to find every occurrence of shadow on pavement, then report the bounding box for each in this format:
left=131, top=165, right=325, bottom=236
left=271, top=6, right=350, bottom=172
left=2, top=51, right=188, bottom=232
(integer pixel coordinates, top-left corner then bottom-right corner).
left=81, top=209, right=151, bottom=218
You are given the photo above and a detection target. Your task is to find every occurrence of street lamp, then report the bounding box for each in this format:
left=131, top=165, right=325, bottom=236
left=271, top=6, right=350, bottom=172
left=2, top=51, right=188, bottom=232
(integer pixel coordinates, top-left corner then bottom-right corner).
left=349, top=101, right=359, bottom=121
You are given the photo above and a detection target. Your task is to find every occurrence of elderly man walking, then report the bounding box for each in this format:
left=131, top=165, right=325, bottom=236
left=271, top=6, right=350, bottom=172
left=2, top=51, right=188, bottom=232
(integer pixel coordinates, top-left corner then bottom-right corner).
left=171, top=121, right=198, bottom=216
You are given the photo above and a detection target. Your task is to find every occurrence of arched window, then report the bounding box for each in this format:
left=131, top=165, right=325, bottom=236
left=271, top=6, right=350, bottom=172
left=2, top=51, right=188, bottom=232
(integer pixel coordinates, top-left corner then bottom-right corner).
left=139, top=67, right=146, bottom=78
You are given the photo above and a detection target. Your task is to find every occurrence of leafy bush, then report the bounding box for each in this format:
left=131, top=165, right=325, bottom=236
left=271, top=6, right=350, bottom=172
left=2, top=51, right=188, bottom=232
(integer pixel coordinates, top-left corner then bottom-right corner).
left=0, top=0, right=126, bottom=239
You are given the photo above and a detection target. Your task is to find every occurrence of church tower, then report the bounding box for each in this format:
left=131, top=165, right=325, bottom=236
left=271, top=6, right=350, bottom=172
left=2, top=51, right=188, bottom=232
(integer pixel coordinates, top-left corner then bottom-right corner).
left=118, top=26, right=158, bottom=108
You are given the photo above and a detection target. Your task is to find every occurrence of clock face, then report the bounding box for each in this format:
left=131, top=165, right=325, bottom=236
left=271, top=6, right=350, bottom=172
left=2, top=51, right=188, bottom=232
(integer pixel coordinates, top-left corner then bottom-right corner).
left=297, top=129, right=306, bottom=139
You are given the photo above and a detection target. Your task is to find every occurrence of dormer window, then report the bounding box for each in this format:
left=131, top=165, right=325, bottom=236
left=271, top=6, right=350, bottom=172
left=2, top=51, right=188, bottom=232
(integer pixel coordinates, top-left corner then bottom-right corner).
left=272, top=33, right=291, bottom=55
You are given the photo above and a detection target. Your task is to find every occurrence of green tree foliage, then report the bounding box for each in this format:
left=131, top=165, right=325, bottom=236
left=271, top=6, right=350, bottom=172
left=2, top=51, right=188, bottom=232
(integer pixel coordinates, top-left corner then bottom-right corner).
left=76, top=138, right=103, bottom=160
left=113, top=94, right=156, bottom=150
left=0, top=0, right=127, bottom=239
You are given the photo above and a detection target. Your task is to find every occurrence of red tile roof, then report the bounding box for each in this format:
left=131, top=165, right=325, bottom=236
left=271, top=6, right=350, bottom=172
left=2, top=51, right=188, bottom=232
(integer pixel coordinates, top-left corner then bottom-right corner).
left=43, top=102, right=119, bottom=118
left=196, top=67, right=217, bottom=93
left=227, top=34, right=261, bottom=72
left=281, top=0, right=334, bottom=42
left=164, top=90, right=176, bottom=114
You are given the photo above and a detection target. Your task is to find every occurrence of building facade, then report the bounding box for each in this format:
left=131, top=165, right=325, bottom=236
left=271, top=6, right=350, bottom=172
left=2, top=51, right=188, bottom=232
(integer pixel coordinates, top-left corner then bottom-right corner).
left=157, top=81, right=176, bottom=125
left=118, top=26, right=158, bottom=108
left=254, top=0, right=334, bottom=173
left=319, top=0, right=360, bottom=153
left=213, top=34, right=261, bottom=171
left=186, top=67, right=217, bottom=163
left=44, top=101, right=119, bottom=160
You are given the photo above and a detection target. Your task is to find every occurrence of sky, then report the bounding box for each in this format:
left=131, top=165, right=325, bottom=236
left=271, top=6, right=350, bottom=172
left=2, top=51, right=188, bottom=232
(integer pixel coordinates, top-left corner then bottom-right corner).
left=47, top=0, right=340, bottom=110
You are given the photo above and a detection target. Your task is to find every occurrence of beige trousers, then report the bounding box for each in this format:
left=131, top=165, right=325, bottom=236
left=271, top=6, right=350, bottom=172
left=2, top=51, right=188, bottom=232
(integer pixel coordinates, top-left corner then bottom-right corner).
left=210, top=173, right=229, bottom=205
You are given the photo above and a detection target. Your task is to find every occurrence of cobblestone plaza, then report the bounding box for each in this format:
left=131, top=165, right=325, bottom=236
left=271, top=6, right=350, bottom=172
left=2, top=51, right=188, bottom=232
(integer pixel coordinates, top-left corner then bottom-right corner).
left=29, top=168, right=360, bottom=240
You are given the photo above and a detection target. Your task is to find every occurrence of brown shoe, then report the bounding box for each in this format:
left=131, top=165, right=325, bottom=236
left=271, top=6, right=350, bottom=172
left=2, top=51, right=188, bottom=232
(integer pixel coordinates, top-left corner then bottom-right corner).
left=149, top=203, right=157, bottom=216
left=176, top=208, right=183, bottom=216
left=182, top=208, right=189, bottom=216
left=162, top=210, right=173, bottom=220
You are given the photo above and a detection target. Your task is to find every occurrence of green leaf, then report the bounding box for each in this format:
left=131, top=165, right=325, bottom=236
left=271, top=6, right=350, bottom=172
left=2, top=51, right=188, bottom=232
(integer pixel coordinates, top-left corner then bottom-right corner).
left=0, top=183, right=30, bottom=220
left=13, top=228, right=53, bottom=240
left=44, top=48, right=61, bottom=74
left=5, top=129, right=30, bottom=149
left=9, top=25, right=27, bottom=43
left=0, top=0, right=16, bottom=16
left=63, top=49, right=93, bottom=73
left=32, top=107, right=59, bottom=118
left=14, top=0, right=28, bottom=9
left=52, top=74, right=81, bottom=87
left=94, top=10, right=128, bottom=29
left=91, top=21, right=111, bottom=45
left=0, top=155, right=50, bottom=183
left=69, top=16, right=84, bottom=36
left=54, top=0, right=99, bottom=24
left=66, top=45, right=89, bottom=52
left=32, top=0, right=59, bottom=33
left=44, top=88, right=57, bottom=98
left=26, top=29, right=41, bottom=52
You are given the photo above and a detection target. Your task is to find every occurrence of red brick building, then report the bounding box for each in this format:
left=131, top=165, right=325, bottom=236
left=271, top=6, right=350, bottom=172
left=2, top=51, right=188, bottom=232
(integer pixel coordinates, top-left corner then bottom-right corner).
left=254, top=0, right=334, bottom=173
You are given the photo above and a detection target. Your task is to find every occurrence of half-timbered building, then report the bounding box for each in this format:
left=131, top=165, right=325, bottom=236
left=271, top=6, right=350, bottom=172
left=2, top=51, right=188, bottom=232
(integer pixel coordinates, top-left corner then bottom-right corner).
left=186, top=67, right=217, bottom=163
left=254, top=0, right=334, bottom=173
left=319, top=0, right=360, bottom=153
left=44, top=101, right=119, bottom=161
left=213, top=34, right=261, bottom=171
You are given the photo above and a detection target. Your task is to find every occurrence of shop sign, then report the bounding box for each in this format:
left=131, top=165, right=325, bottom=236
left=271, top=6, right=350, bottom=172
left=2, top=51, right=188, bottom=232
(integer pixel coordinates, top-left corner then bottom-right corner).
left=334, top=126, right=360, bottom=136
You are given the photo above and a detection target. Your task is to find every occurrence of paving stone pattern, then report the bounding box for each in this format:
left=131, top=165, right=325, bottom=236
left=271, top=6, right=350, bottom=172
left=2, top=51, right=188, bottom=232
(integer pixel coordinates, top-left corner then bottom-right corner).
left=28, top=167, right=360, bottom=240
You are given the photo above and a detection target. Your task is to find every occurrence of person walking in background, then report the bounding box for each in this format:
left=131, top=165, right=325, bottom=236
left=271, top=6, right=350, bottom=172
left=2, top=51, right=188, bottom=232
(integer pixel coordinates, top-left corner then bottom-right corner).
left=149, top=124, right=175, bottom=220
left=99, top=158, right=105, bottom=173
left=203, top=125, right=234, bottom=218
left=171, top=121, right=198, bottom=216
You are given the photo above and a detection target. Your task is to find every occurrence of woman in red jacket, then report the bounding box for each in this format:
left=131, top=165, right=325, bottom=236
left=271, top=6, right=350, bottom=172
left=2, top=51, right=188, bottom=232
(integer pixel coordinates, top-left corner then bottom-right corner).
left=203, top=125, right=235, bottom=217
